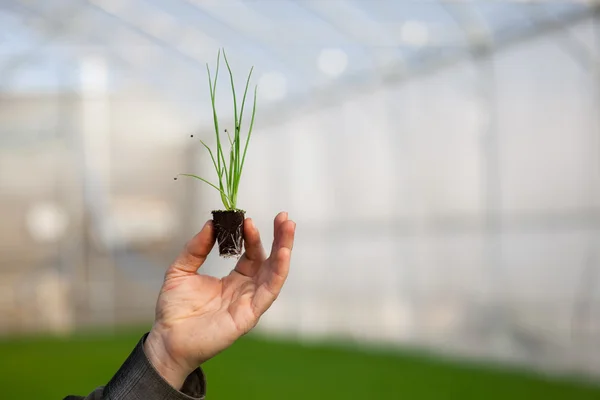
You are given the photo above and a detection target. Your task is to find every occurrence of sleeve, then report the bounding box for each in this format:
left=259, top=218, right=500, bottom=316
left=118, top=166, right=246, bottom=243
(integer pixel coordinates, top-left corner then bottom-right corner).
left=63, top=333, right=206, bottom=400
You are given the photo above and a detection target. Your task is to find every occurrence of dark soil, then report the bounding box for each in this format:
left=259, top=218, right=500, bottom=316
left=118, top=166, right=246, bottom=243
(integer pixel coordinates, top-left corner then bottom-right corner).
left=212, top=209, right=245, bottom=258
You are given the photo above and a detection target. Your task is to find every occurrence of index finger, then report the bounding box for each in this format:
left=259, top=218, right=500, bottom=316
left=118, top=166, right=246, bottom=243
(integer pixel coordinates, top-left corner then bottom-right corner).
left=234, top=218, right=266, bottom=278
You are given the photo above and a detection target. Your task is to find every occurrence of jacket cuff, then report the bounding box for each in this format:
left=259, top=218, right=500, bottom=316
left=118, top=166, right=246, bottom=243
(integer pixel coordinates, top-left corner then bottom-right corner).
left=104, top=333, right=206, bottom=400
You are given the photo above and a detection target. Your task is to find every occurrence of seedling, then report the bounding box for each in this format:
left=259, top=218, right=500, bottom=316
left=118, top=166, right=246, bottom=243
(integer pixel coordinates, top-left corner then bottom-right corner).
left=175, top=48, right=257, bottom=257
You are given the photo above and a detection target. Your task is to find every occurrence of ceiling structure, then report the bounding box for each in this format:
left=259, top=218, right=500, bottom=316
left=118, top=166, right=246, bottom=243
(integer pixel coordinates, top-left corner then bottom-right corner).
left=1, top=1, right=598, bottom=115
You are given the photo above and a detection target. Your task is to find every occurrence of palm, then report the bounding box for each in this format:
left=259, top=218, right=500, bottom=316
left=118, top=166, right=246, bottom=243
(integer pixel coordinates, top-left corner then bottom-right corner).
left=152, top=213, right=295, bottom=367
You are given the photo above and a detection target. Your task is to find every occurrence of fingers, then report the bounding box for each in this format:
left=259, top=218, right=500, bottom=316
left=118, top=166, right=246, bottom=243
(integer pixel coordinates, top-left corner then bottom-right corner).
left=168, top=220, right=215, bottom=275
left=243, top=218, right=266, bottom=262
left=253, top=218, right=296, bottom=316
left=234, top=218, right=265, bottom=277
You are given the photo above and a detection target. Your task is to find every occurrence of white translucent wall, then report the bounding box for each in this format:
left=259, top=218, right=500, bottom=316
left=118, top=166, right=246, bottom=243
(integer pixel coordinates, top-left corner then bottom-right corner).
left=195, top=18, right=600, bottom=377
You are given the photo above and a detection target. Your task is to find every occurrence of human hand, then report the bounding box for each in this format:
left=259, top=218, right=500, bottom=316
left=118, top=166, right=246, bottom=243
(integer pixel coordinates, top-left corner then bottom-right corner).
left=144, top=212, right=296, bottom=389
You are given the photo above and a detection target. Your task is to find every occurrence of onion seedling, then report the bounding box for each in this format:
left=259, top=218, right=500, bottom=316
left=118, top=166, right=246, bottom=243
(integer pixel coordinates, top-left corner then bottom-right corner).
left=175, top=48, right=257, bottom=258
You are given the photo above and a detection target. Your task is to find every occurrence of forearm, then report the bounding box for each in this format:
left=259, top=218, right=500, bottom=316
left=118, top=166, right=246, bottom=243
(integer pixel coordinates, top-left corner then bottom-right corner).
left=64, top=333, right=206, bottom=400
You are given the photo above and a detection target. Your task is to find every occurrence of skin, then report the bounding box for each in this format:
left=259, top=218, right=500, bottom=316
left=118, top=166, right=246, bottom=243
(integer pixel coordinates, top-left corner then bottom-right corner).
left=144, top=212, right=296, bottom=390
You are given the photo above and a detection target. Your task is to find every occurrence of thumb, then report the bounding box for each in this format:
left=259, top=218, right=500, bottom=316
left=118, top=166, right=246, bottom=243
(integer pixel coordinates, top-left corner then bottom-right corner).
left=169, top=220, right=215, bottom=275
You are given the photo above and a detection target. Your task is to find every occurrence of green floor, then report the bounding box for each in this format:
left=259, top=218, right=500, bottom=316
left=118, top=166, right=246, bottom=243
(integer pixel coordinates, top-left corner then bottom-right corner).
left=0, top=327, right=598, bottom=399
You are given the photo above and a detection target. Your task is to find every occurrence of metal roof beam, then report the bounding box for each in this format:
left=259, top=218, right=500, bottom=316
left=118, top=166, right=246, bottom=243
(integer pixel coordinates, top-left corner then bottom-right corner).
left=245, top=4, right=600, bottom=131
left=0, top=0, right=84, bottom=87
left=181, top=0, right=315, bottom=77
left=522, top=5, right=600, bottom=73
left=0, top=0, right=194, bottom=110
left=82, top=0, right=218, bottom=68
left=293, top=0, right=405, bottom=68
left=441, top=1, right=494, bottom=55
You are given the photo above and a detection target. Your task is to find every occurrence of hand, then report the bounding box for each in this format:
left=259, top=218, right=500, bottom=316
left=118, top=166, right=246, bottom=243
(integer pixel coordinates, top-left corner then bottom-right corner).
left=144, top=212, right=296, bottom=389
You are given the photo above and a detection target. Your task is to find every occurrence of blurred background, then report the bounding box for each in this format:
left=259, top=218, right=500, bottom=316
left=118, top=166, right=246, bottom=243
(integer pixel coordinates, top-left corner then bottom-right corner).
left=1, top=0, right=600, bottom=398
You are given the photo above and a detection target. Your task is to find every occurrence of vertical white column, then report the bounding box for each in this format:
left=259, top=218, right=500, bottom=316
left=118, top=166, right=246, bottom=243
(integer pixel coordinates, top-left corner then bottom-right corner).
left=80, top=55, right=115, bottom=329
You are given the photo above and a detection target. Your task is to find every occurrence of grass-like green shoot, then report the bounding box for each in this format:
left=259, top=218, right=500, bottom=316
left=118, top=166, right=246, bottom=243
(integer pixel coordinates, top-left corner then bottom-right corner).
left=176, top=48, right=257, bottom=211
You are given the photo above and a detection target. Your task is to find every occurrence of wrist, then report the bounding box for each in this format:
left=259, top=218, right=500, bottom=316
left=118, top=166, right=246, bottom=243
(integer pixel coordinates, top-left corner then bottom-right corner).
left=144, top=329, right=191, bottom=390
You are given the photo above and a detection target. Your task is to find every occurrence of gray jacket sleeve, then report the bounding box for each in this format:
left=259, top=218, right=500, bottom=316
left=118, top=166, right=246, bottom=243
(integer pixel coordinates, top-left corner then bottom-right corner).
left=64, top=333, right=206, bottom=400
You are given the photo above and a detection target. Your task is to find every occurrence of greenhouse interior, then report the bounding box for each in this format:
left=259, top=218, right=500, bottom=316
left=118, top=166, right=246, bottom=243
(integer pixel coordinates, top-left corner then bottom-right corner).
left=1, top=0, right=600, bottom=398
